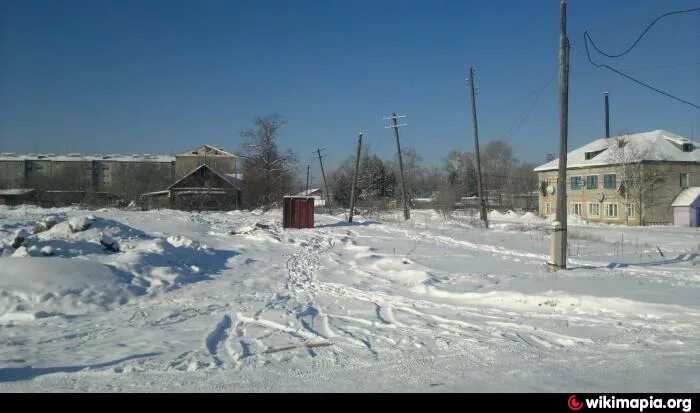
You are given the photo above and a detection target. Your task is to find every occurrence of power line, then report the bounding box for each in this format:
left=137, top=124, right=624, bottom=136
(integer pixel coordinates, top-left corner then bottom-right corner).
left=583, top=39, right=700, bottom=110
left=582, top=7, right=700, bottom=110
left=479, top=67, right=557, bottom=120
left=584, top=7, right=700, bottom=58
left=572, top=60, right=700, bottom=76
left=505, top=67, right=558, bottom=140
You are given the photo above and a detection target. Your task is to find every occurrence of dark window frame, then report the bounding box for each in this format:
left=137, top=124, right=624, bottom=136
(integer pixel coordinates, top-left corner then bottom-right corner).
left=586, top=175, right=598, bottom=190
left=603, top=174, right=616, bottom=189
left=570, top=176, right=583, bottom=191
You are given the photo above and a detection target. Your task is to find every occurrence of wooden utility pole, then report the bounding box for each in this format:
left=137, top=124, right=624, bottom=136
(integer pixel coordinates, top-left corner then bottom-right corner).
left=385, top=113, right=410, bottom=220
left=550, top=0, right=569, bottom=270
left=305, top=164, right=310, bottom=194
left=467, top=66, right=489, bottom=229
left=348, top=133, right=363, bottom=223
left=234, top=157, right=239, bottom=209
left=315, top=148, right=332, bottom=214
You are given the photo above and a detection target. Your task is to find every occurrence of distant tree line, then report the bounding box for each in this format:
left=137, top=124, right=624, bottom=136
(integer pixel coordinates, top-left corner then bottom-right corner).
left=327, top=139, right=539, bottom=212
left=234, top=114, right=539, bottom=213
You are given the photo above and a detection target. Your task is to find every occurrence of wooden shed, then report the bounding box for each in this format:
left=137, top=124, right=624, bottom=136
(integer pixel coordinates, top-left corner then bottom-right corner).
left=283, top=196, right=315, bottom=229
left=139, top=164, right=241, bottom=211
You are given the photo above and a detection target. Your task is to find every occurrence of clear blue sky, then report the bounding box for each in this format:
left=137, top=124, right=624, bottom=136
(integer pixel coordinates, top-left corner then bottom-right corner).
left=1, top=0, right=698, bottom=173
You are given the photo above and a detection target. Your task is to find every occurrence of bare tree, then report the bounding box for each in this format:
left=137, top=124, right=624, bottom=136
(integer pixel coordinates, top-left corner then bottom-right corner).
left=605, top=134, right=666, bottom=225
left=330, top=158, right=354, bottom=208
left=481, top=140, right=518, bottom=202
left=239, top=114, right=297, bottom=209
left=443, top=149, right=477, bottom=197
left=389, top=147, right=422, bottom=206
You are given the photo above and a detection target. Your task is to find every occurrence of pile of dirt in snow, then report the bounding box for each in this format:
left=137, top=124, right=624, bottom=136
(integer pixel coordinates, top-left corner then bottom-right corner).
left=230, top=222, right=275, bottom=236
left=32, top=216, right=58, bottom=234
left=504, top=210, right=521, bottom=220
left=0, top=258, right=135, bottom=322
left=68, top=216, right=93, bottom=232
left=166, top=235, right=200, bottom=249
left=109, top=235, right=226, bottom=291
left=488, top=210, right=505, bottom=219
left=1, top=214, right=227, bottom=302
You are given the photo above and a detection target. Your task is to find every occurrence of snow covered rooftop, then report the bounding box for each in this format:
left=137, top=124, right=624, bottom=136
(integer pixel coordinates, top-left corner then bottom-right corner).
left=295, top=188, right=322, bottom=196
left=176, top=145, right=237, bottom=158
left=534, top=130, right=700, bottom=172
left=0, top=153, right=175, bottom=162
left=671, top=187, right=700, bottom=207
left=0, top=188, right=34, bottom=196
left=224, top=173, right=243, bottom=182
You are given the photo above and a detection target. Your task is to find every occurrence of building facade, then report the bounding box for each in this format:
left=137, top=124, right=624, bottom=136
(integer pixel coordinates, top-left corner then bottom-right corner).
left=0, top=145, right=238, bottom=207
left=534, top=130, right=700, bottom=226
left=174, top=145, right=237, bottom=179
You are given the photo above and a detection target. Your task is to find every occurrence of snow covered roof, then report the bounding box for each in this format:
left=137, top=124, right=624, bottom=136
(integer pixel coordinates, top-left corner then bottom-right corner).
left=176, top=145, right=237, bottom=158
left=0, top=153, right=175, bottom=162
left=295, top=188, right=322, bottom=196
left=224, top=173, right=243, bottom=182
left=0, top=188, right=35, bottom=196
left=141, top=190, right=171, bottom=197
left=671, top=187, right=700, bottom=207
left=534, top=130, right=700, bottom=172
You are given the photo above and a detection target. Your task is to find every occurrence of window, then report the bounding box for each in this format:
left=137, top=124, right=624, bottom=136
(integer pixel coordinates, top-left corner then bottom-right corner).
left=570, top=176, right=582, bottom=190
left=585, top=149, right=606, bottom=160
left=586, top=175, right=598, bottom=190
left=570, top=202, right=583, bottom=216
left=605, top=202, right=618, bottom=218
left=682, top=143, right=693, bottom=152
left=603, top=174, right=616, bottom=189
left=625, top=203, right=636, bottom=218
left=544, top=202, right=551, bottom=215
left=588, top=203, right=600, bottom=217
left=680, top=173, right=689, bottom=188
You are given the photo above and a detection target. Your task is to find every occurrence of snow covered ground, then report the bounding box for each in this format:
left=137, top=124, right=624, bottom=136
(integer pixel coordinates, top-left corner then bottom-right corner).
left=0, top=205, right=698, bottom=392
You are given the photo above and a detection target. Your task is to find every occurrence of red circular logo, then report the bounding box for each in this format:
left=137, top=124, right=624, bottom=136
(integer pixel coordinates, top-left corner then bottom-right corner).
left=568, top=395, right=583, bottom=411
